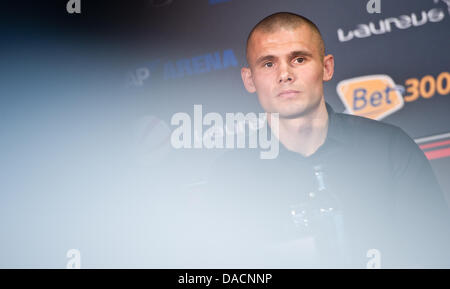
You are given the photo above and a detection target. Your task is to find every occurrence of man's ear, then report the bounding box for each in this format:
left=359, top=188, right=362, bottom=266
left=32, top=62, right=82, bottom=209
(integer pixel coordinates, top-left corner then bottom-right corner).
left=322, top=54, right=334, bottom=82
left=241, top=67, right=256, bottom=93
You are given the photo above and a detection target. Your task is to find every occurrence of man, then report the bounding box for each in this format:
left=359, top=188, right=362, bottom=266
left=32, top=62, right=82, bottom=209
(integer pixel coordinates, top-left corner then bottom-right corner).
left=241, top=11, right=331, bottom=158
left=200, top=12, right=450, bottom=268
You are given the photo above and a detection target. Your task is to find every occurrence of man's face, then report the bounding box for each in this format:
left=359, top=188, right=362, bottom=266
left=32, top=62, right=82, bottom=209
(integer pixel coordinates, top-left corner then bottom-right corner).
left=241, top=25, right=334, bottom=119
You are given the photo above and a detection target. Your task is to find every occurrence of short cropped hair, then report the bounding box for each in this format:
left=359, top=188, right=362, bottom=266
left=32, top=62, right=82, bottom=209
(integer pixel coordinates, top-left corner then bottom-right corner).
left=246, top=12, right=325, bottom=64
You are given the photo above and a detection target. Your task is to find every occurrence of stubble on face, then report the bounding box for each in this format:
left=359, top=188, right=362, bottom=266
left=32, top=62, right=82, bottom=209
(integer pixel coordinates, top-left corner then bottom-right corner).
left=247, top=26, right=325, bottom=120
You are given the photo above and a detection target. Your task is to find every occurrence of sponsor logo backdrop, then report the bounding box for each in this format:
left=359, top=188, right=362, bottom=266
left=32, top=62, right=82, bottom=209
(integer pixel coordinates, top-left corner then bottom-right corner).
left=126, top=0, right=450, bottom=200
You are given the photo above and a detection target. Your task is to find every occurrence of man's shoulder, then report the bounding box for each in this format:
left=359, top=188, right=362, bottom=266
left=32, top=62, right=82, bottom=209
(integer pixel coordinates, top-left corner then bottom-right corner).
left=331, top=111, right=408, bottom=145
left=334, top=111, right=401, bottom=135
left=332, top=111, right=427, bottom=166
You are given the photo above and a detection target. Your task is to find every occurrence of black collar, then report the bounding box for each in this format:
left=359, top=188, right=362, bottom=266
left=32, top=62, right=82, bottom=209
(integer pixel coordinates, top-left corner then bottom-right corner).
left=269, top=102, right=346, bottom=161
left=324, top=102, right=347, bottom=146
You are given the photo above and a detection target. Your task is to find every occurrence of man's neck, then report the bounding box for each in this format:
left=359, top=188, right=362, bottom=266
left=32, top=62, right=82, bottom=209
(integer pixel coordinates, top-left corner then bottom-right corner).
left=268, top=98, right=329, bottom=157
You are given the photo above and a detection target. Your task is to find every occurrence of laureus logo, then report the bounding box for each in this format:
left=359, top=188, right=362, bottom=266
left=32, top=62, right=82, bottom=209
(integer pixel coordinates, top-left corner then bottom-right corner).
left=366, top=0, right=381, bottom=14
left=435, top=0, right=450, bottom=14
left=66, top=0, right=81, bottom=14
left=338, top=0, right=449, bottom=42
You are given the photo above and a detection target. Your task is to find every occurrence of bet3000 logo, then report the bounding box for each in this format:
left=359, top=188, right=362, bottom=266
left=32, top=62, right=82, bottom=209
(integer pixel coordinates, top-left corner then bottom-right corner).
left=336, top=75, right=404, bottom=120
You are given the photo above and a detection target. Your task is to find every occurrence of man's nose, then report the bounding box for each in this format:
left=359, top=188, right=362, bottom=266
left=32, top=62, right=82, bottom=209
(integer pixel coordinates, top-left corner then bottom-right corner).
left=278, top=63, right=294, bottom=83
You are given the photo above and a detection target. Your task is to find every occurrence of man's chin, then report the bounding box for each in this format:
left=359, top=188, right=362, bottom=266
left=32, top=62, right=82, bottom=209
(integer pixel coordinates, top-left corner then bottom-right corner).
left=269, top=99, right=323, bottom=119
left=271, top=107, right=309, bottom=119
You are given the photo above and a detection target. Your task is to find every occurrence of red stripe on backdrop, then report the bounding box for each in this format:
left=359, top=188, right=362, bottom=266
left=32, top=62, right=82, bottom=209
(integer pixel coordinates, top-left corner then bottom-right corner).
left=419, top=139, right=450, bottom=150
left=424, top=147, right=450, bottom=160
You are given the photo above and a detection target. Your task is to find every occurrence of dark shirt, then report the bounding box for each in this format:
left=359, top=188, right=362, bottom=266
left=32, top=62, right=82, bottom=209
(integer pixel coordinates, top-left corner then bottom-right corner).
left=194, top=102, right=450, bottom=268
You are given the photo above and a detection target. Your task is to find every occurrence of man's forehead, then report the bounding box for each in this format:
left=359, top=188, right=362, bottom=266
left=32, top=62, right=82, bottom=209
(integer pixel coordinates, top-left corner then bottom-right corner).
left=252, top=26, right=314, bottom=41
left=247, top=26, right=319, bottom=61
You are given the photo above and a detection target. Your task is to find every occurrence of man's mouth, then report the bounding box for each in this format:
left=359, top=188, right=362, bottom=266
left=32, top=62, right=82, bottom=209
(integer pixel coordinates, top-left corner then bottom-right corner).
left=277, top=90, right=301, bottom=98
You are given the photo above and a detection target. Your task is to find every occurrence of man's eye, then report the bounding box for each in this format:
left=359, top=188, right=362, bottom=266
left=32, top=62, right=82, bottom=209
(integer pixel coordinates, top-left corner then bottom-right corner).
left=264, top=62, right=273, bottom=68
left=295, top=57, right=305, bottom=64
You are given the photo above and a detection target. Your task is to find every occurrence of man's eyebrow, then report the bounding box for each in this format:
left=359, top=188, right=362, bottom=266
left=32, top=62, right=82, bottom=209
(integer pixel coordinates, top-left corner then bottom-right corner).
left=255, top=55, right=276, bottom=65
left=254, top=50, right=314, bottom=65
left=289, top=50, right=313, bottom=58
